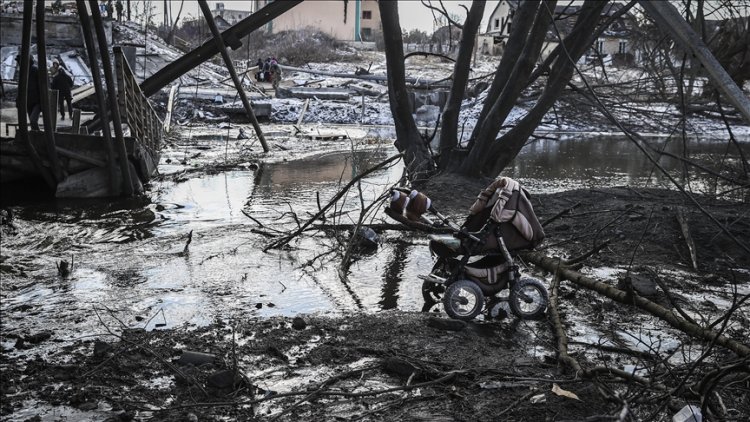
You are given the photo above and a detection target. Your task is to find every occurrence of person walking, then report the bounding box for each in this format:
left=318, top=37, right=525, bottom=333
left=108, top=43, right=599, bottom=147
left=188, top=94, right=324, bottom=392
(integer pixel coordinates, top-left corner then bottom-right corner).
left=50, top=61, right=74, bottom=120
left=269, top=58, right=282, bottom=90
left=115, top=0, right=123, bottom=22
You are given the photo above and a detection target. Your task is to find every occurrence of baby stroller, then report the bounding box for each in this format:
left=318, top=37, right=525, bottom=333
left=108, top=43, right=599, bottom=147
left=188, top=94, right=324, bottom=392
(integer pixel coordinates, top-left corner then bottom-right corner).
left=387, top=177, right=549, bottom=321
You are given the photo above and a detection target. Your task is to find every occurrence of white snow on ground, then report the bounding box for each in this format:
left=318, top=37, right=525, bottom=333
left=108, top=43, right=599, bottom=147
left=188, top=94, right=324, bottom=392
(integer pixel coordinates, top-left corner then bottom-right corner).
left=116, top=21, right=749, bottom=139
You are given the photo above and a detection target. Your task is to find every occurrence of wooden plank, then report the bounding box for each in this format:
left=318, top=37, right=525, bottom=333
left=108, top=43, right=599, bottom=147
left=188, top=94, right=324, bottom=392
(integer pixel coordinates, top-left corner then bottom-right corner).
left=55, top=146, right=106, bottom=168
left=676, top=208, right=699, bottom=270
left=164, top=84, right=179, bottom=133
left=297, top=98, right=310, bottom=126
left=50, top=90, right=59, bottom=132
left=71, top=109, right=81, bottom=133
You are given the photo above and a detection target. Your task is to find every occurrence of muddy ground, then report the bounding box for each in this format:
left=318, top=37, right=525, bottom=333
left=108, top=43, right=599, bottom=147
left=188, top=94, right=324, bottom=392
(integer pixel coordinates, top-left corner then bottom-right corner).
left=2, top=174, right=748, bottom=421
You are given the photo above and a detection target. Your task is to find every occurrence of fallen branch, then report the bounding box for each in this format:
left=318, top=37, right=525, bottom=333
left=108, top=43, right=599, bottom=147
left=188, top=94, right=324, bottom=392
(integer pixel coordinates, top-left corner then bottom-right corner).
left=270, top=364, right=380, bottom=422
left=542, top=202, right=582, bottom=227
left=548, top=269, right=584, bottom=375
left=523, top=251, right=750, bottom=358
left=563, top=240, right=610, bottom=265
left=675, top=208, right=698, bottom=270
left=161, top=369, right=461, bottom=411
left=312, top=222, right=418, bottom=232
left=264, top=154, right=403, bottom=251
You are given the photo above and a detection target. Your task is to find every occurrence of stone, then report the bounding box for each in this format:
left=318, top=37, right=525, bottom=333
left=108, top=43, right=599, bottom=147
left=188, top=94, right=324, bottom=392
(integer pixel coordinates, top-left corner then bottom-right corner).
left=291, top=316, right=307, bottom=330
left=355, top=227, right=379, bottom=249
left=617, top=274, right=658, bottom=297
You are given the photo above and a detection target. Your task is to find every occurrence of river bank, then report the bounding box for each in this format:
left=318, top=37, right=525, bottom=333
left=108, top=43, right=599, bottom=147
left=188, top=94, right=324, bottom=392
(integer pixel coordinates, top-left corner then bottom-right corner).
left=2, top=181, right=748, bottom=421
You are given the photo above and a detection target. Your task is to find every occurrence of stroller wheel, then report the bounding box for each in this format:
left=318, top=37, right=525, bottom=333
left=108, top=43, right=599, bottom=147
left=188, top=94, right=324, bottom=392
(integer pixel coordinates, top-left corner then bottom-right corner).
left=509, top=277, right=548, bottom=320
left=422, top=281, right=445, bottom=304
left=443, top=280, right=484, bottom=321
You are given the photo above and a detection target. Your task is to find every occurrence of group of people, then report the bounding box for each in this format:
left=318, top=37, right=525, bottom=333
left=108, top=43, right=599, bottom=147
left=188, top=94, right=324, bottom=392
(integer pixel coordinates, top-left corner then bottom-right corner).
left=15, top=55, right=75, bottom=131
left=255, top=57, right=282, bottom=89
left=83, top=1, right=124, bottom=21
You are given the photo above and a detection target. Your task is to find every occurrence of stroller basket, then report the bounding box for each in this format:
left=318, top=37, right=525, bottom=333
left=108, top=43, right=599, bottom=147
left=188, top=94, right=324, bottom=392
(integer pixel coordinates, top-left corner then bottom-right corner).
left=463, top=255, right=511, bottom=285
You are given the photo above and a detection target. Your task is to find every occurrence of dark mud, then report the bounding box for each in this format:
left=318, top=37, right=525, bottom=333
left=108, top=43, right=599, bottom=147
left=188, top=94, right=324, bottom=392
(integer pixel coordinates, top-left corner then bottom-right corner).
left=2, top=182, right=748, bottom=421
left=0, top=312, right=610, bottom=422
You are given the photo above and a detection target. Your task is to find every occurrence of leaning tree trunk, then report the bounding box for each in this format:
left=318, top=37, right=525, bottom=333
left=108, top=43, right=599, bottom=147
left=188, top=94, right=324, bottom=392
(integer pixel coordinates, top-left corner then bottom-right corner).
left=460, top=0, right=558, bottom=177
left=437, top=1, right=485, bottom=171
left=467, top=0, right=542, bottom=149
left=485, top=0, right=608, bottom=175
left=379, top=1, right=433, bottom=182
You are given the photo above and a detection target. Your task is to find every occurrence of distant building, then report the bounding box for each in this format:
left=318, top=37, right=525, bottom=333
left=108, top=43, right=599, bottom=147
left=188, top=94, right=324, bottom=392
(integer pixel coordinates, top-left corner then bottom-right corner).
left=249, top=0, right=381, bottom=42
left=482, top=0, right=635, bottom=65
left=214, top=2, right=253, bottom=26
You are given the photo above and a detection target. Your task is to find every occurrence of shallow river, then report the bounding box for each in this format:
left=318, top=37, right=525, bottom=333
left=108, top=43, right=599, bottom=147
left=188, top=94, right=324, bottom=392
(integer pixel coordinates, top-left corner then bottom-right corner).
left=1, top=133, right=747, bottom=342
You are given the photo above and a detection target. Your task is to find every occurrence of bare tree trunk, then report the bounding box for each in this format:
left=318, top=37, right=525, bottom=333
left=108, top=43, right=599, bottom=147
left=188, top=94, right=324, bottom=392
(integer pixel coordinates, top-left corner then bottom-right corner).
left=437, top=1, right=485, bottom=169
left=486, top=0, right=608, bottom=176
left=379, top=1, right=433, bottom=181
left=460, top=0, right=559, bottom=177
left=467, top=0, right=541, bottom=148
left=167, top=0, right=185, bottom=45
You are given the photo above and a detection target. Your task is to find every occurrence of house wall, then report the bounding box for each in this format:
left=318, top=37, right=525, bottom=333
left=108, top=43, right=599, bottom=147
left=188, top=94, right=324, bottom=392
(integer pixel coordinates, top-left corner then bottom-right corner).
left=599, top=38, right=629, bottom=56
left=486, top=1, right=514, bottom=36
left=359, top=0, right=381, bottom=41
left=252, top=0, right=380, bottom=41
left=216, top=9, right=252, bottom=26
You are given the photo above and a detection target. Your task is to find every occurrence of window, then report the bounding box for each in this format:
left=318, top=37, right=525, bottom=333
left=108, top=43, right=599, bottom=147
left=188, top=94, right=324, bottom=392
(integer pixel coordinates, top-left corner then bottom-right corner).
left=596, top=39, right=604, bottom=53
left=362, top=27, right=372, bottom=40
left=363, top=10, right=372, bottom=19
left=618, top=40, right=627, bottom=54
left=494, top=18, right=499, bottom=28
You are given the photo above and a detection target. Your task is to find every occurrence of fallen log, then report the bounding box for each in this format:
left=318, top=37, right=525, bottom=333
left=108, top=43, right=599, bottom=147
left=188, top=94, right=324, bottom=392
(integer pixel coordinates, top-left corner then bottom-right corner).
left=522, top=251, right=750, bottom=358
left=548, top=271, right=583, bottom=375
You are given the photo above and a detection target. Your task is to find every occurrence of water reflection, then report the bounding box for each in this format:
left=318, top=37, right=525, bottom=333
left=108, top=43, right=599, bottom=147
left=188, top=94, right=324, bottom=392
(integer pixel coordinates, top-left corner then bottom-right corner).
left=506, top=135, right=749, bottom=196
left=1, top=135, right=747, bottom=343
left=379, top=241, right=409, bottom=310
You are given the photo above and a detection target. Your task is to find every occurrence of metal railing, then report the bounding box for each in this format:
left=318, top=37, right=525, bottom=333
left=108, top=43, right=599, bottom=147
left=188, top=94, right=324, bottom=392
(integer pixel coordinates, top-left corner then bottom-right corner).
left=114, top=46, right=163, bottom=159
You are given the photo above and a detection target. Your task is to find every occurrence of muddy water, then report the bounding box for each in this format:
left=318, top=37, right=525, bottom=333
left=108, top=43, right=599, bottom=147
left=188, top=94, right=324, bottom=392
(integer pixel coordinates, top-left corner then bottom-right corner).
left=1, top=134, right=747, bottom=345
left=505, top=133, right=749, bottom=197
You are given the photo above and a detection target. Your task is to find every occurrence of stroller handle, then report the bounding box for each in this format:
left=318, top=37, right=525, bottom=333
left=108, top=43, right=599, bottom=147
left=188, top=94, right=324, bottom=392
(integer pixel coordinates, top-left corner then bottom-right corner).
left=389, top=188, right=483, bottom=243
left=429, top=207, right=483, bottom=244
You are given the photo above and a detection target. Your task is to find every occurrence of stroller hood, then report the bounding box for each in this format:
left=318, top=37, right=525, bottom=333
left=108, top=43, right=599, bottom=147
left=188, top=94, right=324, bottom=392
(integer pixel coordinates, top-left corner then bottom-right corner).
left=468, top=177, right=545, bottom=250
